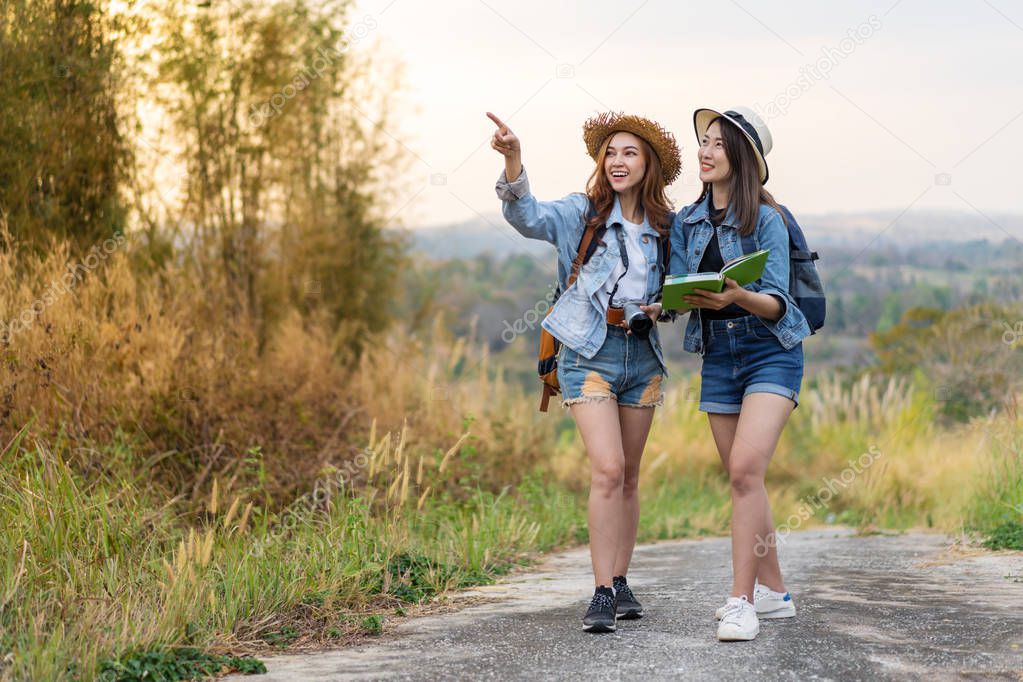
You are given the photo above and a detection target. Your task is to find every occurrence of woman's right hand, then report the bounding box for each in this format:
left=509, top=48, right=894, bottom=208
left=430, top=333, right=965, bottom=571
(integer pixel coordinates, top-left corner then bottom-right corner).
left=487, top=112, right=521, bottom=158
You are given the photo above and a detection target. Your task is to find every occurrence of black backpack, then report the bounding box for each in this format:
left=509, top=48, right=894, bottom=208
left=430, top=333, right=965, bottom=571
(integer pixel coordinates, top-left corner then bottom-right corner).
left=738, top=205, right=825, bottom=332
left=778, top=205, right=826, bottom=333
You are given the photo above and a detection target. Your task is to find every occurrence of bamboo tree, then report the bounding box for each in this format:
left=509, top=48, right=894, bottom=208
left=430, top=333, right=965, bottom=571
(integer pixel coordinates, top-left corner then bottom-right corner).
left=0, top=0, right=133, bottom=253
left=153, top=0, right=405, bottom=348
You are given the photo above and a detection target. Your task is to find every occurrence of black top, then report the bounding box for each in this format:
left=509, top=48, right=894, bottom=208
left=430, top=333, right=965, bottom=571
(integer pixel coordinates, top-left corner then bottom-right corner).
left=697, top=210, right=748, bottom=320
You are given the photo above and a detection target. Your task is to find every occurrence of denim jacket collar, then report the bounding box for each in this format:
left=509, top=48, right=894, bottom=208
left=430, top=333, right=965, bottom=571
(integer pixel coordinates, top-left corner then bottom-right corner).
left=607, top=193, right=661, bottom=239
left=682, top=192, right=739, bottom=229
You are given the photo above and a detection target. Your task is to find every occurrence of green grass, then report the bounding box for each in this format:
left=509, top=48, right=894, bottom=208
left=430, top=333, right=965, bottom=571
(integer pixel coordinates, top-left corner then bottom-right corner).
left=983, top=522, right=1023, bottom=551
left=2, top=404, right=1020, bottom=679
left=637, top=477, right=731, bottom=541
left=0, top=436, right=588, bottom=681
left=97, top=647, right=265, bottom=681
left=970, top=426, right=1023, bottom=550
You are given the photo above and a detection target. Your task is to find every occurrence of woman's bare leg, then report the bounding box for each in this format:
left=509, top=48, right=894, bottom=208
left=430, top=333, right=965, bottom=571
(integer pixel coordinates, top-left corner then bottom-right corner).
left=709, top=412, right=786, bottom=593
left=613, top=405, right=656, bottom=577
left=726, top=393, right=794, bottom=600
left=571, top=400, right=627, bottom=587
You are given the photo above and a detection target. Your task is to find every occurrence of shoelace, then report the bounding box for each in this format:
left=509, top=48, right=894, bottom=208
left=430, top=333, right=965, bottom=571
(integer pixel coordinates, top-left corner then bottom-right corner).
left=615, top=584, right=635, bottom=602
left=589, top=592, right=615, bottom=611
left=720, top=598, right=751, bottom=623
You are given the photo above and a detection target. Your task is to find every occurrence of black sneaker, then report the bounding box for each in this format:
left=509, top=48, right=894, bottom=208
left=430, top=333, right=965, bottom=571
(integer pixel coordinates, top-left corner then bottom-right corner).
left=582, top=586, right=617, bottom=633
left=613, top=575, right=643, bottom=619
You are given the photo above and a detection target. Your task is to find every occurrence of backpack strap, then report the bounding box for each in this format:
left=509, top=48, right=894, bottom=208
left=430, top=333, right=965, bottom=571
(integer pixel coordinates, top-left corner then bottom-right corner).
left=569, top=226, right=598, bottom=287
left=655, top=230, right=671, bottom=291
left=540, top=383, right=556, bottom=412
left=660, top=232, right=671, bottom=278
left=568, top=201, right=601, bottom=287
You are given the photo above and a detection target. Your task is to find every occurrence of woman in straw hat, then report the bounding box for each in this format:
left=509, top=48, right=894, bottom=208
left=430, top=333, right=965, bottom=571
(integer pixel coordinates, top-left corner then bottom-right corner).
left=488, top=110, right=680, bottom=633
left=669, top=107, right=812, bottom=642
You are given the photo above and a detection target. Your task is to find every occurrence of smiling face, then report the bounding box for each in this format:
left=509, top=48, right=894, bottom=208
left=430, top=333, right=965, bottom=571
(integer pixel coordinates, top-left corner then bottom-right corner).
left=603, top=131, right=647, bottom=194
left=698, top=120, right=731, bottom=185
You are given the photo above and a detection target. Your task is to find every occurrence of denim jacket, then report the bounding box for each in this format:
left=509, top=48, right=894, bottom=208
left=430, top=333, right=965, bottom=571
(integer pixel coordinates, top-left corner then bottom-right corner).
left=668, top=194, right=811, bottom=355
left=496, top=166, right=672, bottom=369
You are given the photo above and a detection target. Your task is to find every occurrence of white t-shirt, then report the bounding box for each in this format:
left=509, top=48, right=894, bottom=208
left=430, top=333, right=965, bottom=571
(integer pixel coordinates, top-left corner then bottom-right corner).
left=595, top=218, right=649, bottom=311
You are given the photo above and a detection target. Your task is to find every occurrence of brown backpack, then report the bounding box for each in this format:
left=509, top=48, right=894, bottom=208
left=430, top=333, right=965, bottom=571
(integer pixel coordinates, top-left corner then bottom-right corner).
left=537, top=223, right=600, bottom=411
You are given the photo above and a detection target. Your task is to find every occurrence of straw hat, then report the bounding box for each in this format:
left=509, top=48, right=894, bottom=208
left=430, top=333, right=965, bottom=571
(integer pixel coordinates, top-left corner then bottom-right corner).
left=582, top=112, right=682, bottom=185
left=693, top=106, right=773, bottom=184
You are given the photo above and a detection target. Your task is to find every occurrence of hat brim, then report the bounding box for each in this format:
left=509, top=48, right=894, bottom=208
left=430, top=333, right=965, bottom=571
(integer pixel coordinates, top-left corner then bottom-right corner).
left=583, top=112, right=681, bottom=185
left=693, top=108, right=769, bottom=184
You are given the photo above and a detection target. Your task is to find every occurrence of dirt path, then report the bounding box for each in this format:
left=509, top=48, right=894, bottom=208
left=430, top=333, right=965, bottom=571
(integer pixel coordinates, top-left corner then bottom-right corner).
left=222, top=529, right=1023, bottom=681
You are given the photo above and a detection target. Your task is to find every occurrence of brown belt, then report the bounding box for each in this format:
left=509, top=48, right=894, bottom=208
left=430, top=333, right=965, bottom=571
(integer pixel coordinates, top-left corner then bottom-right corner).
left=606, top=306, right=625, bottom=326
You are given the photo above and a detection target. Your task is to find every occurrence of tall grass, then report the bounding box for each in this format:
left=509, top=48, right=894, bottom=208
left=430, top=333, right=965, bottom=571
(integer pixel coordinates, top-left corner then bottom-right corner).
left=2, top=328, right=1019, bottom=679
left=1, top=239, right=1020, bottom=679
left=968, top=409, right=1023, bottom=549
left=645, top=371, right=1019, bottom=534
left=0, top=423, right=584, bottom=680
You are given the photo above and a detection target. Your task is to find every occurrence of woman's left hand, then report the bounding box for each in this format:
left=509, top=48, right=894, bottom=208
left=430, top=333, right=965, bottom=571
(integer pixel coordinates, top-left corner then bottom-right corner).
left=639, top=302, right=662, bottom=324
left=683, top=278, right=747, bottom=311
left=621, top=303, right=662, bottom=335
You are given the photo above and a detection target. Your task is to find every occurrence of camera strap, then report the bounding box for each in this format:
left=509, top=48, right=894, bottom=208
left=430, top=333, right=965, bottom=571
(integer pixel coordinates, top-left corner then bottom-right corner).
left=607, top=222, right=629, bottom=307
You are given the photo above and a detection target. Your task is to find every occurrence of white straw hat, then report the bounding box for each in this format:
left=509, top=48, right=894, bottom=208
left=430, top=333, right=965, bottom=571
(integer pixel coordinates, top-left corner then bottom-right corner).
left=693, top=106, right=773, bottom=184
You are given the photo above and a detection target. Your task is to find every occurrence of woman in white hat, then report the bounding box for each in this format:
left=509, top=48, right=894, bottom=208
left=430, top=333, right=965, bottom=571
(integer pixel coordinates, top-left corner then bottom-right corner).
left=488, top=110, right=679, bottom=633
left=669, top=107, right=812, bottom=641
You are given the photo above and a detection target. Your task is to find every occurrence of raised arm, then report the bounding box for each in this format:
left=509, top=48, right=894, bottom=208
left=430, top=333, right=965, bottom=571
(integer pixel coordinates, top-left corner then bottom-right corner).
left=488, top=111, right=522, bottom=182
left=487, top=112, right=587, bottom=248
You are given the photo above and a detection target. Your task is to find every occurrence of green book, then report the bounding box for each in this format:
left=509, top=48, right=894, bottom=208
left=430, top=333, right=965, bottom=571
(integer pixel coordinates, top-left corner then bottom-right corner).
left=662, top=249, right=770, bottom=311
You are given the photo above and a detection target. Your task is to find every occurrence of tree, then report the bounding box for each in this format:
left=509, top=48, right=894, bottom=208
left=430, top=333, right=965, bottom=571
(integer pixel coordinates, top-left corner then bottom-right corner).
left=0, top=0, right=133, bottom=253
left=870, top=304, right=1023, bottom=422
left=152, top=0, right=405, bottom=349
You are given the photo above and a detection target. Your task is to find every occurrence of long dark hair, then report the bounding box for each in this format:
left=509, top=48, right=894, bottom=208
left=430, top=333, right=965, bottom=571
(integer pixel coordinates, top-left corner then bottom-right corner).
left=696, top=117, right=785, bottom=237
left=585, top=135, right=673, bottom=238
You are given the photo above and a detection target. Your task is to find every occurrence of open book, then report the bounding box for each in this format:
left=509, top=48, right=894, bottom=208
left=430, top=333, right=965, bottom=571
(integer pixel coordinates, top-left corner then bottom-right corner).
left=662, top=250, right=770, bottom=311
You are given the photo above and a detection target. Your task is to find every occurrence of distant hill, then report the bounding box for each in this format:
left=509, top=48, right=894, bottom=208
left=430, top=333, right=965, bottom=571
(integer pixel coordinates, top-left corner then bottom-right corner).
left=404, top=218, right=551, bottom=260
left=403, top=209, right=1023, bottom=259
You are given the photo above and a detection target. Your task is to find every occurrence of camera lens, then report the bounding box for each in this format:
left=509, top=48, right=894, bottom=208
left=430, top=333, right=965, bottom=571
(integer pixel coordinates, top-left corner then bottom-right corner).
left=622, top=301, right=652, bottom=339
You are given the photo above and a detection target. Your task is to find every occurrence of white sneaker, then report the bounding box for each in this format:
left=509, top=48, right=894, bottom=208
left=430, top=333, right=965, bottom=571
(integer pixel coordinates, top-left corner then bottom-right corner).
left=753, top=582, right=796, bottom=619
left=717, top=595, right=759, bottom=641
left=715, top=582, right=796, bottom=620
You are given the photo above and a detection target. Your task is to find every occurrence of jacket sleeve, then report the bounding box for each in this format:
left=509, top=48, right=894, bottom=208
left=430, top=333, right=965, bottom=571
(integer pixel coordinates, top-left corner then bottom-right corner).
left=496, top=166, right=587, bottom=248
left=754, top=209, right=790, bottom=311
left=752, top=208, right=810, bottom=346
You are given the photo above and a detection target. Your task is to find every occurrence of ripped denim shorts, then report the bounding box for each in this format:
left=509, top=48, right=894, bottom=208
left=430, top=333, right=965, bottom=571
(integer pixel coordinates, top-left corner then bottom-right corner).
left=557, top=324, right=665, bottom=409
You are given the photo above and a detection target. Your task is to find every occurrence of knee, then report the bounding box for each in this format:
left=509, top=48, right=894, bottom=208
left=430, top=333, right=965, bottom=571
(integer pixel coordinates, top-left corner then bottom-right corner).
left=591, top=459, right=625, bottom=496
left=622, top=469, right=640, bottom=498
left=728, top=461, right=764, bottom=497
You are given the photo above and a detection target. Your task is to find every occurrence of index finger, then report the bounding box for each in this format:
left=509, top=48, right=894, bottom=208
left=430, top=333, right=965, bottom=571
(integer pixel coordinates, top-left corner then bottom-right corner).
left=486, top=111, right=509, bottom=132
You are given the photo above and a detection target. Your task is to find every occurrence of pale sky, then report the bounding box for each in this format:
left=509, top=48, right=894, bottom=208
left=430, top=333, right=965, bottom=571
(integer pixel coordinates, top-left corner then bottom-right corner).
left=351, top=0, right=1023, bottom=230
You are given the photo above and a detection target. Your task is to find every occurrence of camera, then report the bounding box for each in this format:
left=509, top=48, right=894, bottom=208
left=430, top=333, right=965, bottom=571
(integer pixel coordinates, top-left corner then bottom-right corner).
left=622, top=301, right=652, bottom=339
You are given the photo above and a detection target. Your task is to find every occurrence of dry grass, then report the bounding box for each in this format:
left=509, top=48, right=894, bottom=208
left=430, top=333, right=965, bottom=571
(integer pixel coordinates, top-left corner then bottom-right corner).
left=0, top=235, right=1019, bottom=680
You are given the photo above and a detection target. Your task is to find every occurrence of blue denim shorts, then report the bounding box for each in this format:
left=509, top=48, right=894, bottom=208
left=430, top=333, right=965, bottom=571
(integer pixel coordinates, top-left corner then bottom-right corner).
left=699, top=314, right=803, bottom=414
left=557, top=325, right=665, bottom=408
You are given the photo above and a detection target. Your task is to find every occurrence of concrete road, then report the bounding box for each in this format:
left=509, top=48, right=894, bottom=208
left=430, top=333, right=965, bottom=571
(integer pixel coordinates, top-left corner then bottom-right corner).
left=223, top=529, right=1023, bottom=681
